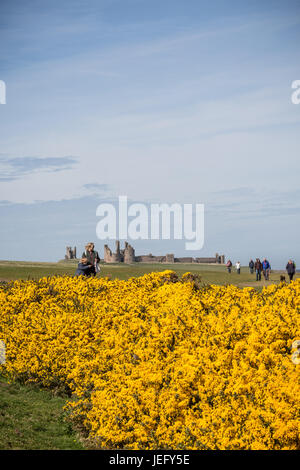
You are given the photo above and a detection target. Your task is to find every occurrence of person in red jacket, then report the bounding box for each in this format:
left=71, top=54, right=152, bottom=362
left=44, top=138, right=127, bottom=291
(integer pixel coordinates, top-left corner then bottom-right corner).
left=226, top=260, right=232, bottom=273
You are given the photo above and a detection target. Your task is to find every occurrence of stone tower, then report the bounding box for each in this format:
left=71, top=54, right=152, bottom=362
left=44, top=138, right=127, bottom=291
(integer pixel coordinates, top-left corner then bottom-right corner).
left=215, top=253, right=225, bottom=264
left=113, top=240, right=122, bottom=262
left=104, top=244, right=112, bottom=263
left=104, top=241, right=124, bottom=263
left=124, top=241, right=135, bottom=263
left=65, top=246, right=77, bottom=260
left=165, top=253, right=175, bottom=263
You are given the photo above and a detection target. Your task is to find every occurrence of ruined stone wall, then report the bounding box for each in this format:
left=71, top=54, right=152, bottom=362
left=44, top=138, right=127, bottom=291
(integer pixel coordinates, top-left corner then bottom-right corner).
left=104, top=241, right=134, bottom=263
left=195, top=257, right=218, bottom=263
left=104, top=241, right=123, bottom=263
left=124, top=242, right=135, bottom=264
left=65, top=246, right=77, bottom=260
left=104, top=245, right=112, bottom=263
left=135, top=255, right=166, bottom=263
left=102, top=241, right=225, bottom=264
left=114, top=240, right=123, bottom=262
left=175, top=257, right=194, bottom=263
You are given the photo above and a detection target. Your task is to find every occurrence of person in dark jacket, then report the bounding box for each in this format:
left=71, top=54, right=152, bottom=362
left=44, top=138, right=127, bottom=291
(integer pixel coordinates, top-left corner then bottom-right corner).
left=255, top=258, right=262, bottom=281
left=75, top=257, right=93, bottom=277
left=249, top=259, right=254, bottom=274
left=286, top=260, right=296, bottom=282
left=262, top=258, right=271, bottom=280
left=82, top=242, right=100, bottom=277
left=226, top=260, right=232, bottom=273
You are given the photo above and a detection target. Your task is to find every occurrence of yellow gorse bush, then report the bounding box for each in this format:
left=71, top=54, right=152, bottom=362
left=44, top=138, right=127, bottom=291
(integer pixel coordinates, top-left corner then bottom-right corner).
left=0, top=271, right=299, bottom=449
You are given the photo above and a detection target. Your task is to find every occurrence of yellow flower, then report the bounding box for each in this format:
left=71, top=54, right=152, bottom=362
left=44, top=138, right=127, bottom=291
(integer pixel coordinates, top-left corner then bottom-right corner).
left=0, top=272, right=299, bottom=449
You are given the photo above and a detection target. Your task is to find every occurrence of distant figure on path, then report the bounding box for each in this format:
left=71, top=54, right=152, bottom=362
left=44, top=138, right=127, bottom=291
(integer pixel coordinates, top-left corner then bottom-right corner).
left=75, top=257, right=93, bottom=277
left=249, top=259, right=254, bottom=274
left=262, top=258, right=271, bottom=280
left=286, top=260, right=296, bottom=282
left=82, top=242, right=100, bottom=277
left=255, top=258, right=262, bottom=281
left=236, top=261, right=241, bottom=274
left=226, top=260, right=232, bottom=273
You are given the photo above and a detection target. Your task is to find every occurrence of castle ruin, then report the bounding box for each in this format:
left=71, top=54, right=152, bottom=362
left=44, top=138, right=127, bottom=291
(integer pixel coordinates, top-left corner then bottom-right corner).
left=104, top=241, right=135, bottom=263
left=65, top=246, right=77, bottom=260
left=104, top=241, right=225, bottom=264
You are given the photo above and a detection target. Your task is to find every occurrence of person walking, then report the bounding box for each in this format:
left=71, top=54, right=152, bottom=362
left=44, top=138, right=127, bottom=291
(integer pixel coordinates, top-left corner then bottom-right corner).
left=82, top=242, right=100, bottom=277
left=249, top=259, right=254, bottom=274
left=226, top=260, right=232, bottom=273
left=286, top=259, right=296, bottom=282
left=235, top=261, right=241, bottom=274
left=262, top=258, right=271, bottom=281
left=255, top=258, right=262, bottom=281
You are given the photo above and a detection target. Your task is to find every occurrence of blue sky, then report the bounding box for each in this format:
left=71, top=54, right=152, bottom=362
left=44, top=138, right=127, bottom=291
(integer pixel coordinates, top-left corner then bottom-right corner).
left=0, top=0, right=300, bottom=268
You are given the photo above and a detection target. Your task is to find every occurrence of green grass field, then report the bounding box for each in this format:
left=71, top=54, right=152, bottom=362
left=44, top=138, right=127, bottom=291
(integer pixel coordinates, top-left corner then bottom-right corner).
left=0, top=259, right=297, bottom=288
left=0, top=375, right=84, bottom=450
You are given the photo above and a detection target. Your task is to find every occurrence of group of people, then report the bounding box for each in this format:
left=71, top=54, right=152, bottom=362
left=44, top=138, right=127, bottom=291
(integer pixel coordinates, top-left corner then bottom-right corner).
left=75, top=245, right=297, bottom=283
left=226, top=258, right=296, bottom=282
left=226, top=260, right=241, bottom=274
left=248, top=258, right=271, bottom=281
left=74, top=242, right=100, bottom=277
